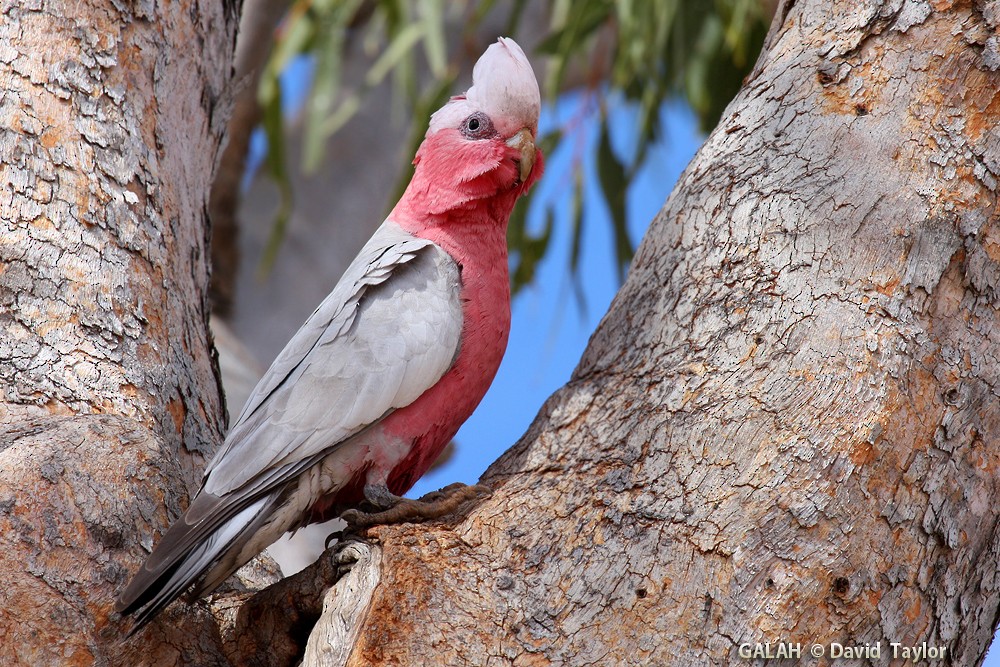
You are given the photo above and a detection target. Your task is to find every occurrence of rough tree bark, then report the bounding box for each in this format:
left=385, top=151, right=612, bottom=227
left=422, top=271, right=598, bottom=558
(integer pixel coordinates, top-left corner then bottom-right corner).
left=292, top=1, right=1000, bottom=665
left=0, top=2, right=240, bottom=665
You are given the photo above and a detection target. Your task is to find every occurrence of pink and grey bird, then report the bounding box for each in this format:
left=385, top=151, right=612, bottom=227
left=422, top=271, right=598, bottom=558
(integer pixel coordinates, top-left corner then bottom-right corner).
left=116, top=37, right=543, bottom=628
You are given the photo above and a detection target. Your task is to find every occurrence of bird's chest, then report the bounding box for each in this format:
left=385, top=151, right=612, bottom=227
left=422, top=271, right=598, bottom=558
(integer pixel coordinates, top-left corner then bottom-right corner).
left=378, top=250, right=511, bottom=492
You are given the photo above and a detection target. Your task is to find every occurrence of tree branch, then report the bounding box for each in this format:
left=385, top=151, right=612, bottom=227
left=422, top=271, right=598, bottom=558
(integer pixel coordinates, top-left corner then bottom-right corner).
left=293, top=2, right=1000, bottom=663
left=209, top=0, right=292, bottom=316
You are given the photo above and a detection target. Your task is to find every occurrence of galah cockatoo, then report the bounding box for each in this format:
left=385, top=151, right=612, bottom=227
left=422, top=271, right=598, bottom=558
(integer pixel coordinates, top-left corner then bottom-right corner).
left=116, top=37, right=543, bottom=629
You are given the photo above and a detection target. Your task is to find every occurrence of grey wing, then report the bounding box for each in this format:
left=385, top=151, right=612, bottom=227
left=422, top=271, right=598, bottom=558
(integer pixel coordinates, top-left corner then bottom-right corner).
left=116, top=220, right=464, bottom=627
left=116, top=220, right=467, bottom=631
left=205, top=220, right=464, bottom=497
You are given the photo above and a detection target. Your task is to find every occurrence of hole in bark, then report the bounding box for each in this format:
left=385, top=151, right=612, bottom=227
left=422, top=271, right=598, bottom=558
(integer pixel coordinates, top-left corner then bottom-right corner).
left=944, top=387, right=961, bottom=405
left=635, top=588, right=647, bottom=599
left=817, top=70, right=834, bottom=85
left=854, top=104, right=869, bottom=116
left=86, top=521, right=125, bottom=550
left=754, top=335, right=764, bottom=345
left=833, top=576, right=850, bottom=597
left=765, top=578, right=775, bottom=589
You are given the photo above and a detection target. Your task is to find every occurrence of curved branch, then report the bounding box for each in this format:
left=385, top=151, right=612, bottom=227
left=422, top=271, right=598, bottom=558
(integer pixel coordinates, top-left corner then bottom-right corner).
left=297, top=2, right=1000, bottom=664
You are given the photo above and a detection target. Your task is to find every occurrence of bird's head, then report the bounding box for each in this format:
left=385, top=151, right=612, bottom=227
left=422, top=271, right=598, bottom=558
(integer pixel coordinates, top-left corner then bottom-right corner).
left=400, top=37, right=544, bottom=221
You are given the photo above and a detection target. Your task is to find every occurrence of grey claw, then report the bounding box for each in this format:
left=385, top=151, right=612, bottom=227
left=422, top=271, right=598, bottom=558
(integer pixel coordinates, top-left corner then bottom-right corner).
left=334, top=539, right=366, bottom=578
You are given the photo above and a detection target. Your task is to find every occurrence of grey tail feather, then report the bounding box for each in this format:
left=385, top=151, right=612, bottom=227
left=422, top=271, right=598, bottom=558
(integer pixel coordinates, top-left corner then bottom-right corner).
left=118, top=494, right=273, bottom=634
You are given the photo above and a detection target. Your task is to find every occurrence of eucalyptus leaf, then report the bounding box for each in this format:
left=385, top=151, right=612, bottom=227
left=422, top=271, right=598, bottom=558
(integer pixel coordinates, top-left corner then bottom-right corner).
left=595, top=118, right=631, bottom=282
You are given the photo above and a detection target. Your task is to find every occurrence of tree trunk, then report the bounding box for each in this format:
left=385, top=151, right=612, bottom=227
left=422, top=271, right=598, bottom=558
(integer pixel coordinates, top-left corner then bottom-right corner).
left=0, top=2, right=240, bottom=665
left=303, top=1, right=1000, bottom=664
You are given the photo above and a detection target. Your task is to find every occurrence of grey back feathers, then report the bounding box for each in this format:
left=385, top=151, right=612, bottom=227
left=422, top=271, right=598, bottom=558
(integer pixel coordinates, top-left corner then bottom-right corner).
left=206, top=221, right=462, bottom=495
left=116, top=221, right=463, bottom=629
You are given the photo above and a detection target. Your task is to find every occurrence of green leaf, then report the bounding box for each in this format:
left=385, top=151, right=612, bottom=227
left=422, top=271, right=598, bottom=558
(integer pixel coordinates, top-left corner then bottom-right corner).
left=366, top=22, right=425, bottom=87
left=539, top=0, right=613, bottom=98
left=318, top=92, right=362, bottom=137
left=308, top=0, right=393, bottom=172
left=595, top=117, right=632, bottom=282
left=568, top=167, right=587, bottom=313
left=258, top=75, right=294, bottom=277
left=536, top=128, right=563, bottom=157
left=419, top=0, right=447, bottom=78
left=267, top=4, right=314, bottom=75
left=510, top=204, right=554, bottom=294
left=568, top=171, right=584, bottom=275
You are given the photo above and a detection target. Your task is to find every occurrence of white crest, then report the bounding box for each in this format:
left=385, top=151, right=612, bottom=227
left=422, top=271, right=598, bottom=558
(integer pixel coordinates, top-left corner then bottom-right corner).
left=428, top=37, right=541, bottom=138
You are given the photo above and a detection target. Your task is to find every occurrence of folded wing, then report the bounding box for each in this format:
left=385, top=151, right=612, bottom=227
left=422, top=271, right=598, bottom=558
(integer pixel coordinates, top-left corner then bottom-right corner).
left=116, top=221, right=463, bottom=626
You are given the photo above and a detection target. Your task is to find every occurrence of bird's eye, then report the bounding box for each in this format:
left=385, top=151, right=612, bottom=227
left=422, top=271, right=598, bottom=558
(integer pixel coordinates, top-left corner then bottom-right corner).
left=461, top=112, right=495, bottom=139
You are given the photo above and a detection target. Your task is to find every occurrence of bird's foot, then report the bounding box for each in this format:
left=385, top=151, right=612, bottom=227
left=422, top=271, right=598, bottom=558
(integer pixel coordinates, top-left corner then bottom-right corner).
left=362, top=483, right=405, bottom=510
left=340, top=482, right=492, bottom=529
left=333, top=537, right=368, bottom=578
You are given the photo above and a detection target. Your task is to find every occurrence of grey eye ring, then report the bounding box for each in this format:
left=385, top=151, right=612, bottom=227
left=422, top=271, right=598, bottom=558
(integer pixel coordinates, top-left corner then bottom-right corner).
left=461, top=112, right=496, bottom=139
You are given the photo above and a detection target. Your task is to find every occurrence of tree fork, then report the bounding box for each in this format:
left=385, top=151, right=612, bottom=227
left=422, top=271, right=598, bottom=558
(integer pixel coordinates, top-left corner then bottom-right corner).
left=296, top=1, right=1000, bottom=665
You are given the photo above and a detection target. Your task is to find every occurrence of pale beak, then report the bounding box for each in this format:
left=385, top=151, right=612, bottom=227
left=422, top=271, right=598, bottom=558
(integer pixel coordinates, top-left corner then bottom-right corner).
left=506, top=128, right=536, bottom=183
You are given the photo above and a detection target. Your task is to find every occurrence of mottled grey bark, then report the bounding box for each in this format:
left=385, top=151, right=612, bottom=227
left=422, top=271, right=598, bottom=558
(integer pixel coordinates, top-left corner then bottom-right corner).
left=301, top=1, right=1000, bottom=665
left=0, top=2, right=239, bottom=664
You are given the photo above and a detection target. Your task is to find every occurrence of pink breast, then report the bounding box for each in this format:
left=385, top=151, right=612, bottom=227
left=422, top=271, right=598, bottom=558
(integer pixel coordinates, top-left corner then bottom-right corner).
left=382, top=223, right=511, bottom=494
